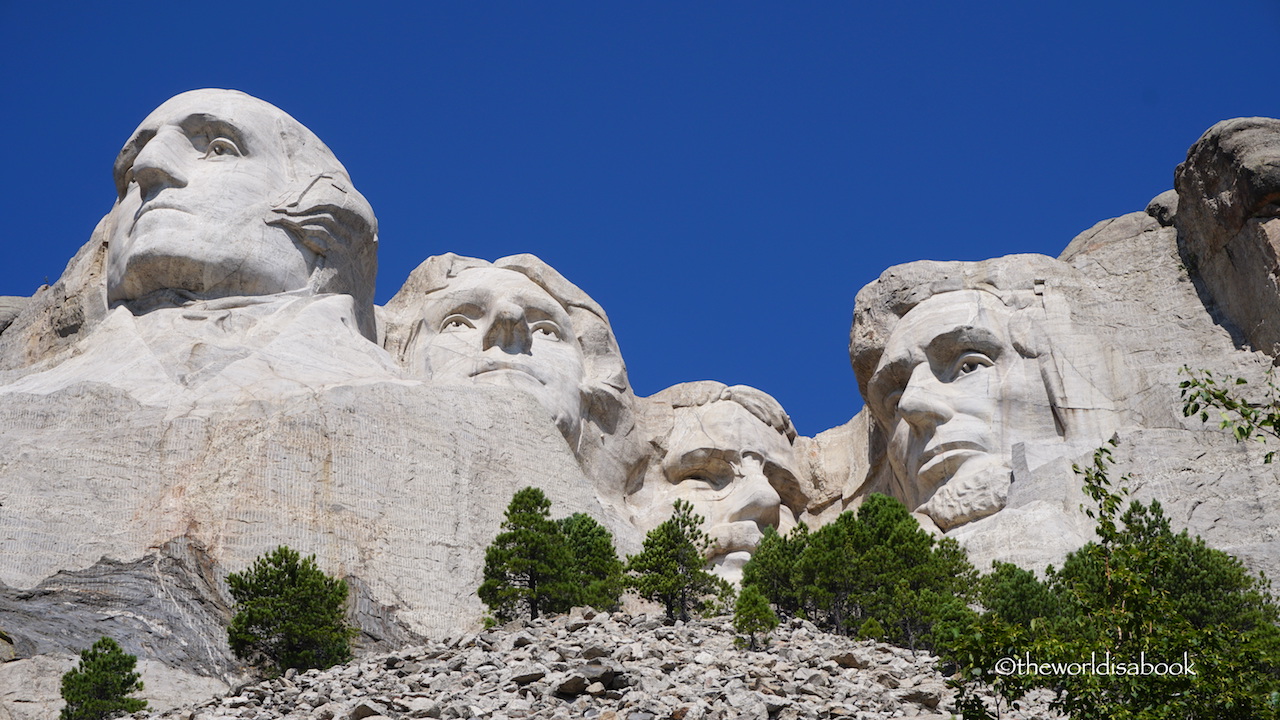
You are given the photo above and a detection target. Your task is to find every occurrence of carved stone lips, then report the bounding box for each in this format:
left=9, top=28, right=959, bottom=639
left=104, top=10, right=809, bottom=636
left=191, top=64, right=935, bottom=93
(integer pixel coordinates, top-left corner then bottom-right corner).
left=470, top=359, right=547, bottom=385
left=130, top=201, right=191, bottom=231
left=917, top=440, right=986, bottom=483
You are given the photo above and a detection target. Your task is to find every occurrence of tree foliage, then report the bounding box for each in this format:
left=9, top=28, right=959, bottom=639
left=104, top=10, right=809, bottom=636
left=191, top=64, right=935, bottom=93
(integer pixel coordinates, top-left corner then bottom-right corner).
left=479, top=487, right=575, bottom=623
left=742, top=493, right=977, bottom=653
left=559, top=512, right=624, bottom=612
left=60, top=636, right=147, bottom=720
left=1180, top=365, right=1280, bottom=462
left=734, top=584, right=779, bottom=650
left=951, top=440, right=1280, bottom=720
left=625, top=499, right=725, bottom=623
left=479, top=490, right=625, bottom=624
left=742, top=523, right=809, bottom=621
left=226, top=545, right=354, bottom=676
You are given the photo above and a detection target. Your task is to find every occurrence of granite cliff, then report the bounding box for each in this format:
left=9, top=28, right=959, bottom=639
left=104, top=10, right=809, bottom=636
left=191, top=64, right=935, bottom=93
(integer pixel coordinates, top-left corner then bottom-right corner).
left=1, top=92, right=1277, bottom=715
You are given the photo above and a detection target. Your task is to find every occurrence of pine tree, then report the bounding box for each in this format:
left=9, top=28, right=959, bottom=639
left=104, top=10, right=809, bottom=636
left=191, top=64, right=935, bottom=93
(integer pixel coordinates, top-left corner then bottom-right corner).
left=559, top=512, right=624, bottom=612
left=226, top=546, right=354, bottom=676
left=478, top=487, right=574, bottom=622
left=733, top=584, right=779, bottom=650
left=952, top=441, right=1280, bottom=720
left=625, top=499, right=722, bottom=623
left=785, top=494, right=977, bottom=651
left=60, top=636, right=147, bottom=720
left=742, top=523, right=809, bottom=620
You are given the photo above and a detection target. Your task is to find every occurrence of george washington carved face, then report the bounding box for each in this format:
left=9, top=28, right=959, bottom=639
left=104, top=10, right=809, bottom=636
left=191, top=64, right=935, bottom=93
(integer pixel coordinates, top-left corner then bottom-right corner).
left=106, top=89, right=374, bottom=319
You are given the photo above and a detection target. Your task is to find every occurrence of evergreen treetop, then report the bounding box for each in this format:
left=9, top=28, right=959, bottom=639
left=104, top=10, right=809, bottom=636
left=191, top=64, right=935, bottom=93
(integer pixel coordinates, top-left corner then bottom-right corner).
left=559, top=512, right=624, bottom=612
left=625, top=498, right=723, bottom=623
left=226, top=545, right=354, bottom=676
left=479, top=487, right=575, bottom=622
left=60, top=636, right=147, bottom=720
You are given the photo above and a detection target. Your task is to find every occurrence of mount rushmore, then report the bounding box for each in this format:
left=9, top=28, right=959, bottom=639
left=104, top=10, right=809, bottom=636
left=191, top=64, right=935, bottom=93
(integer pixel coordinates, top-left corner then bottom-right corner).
left=1, top=89, right=1278, bottom=713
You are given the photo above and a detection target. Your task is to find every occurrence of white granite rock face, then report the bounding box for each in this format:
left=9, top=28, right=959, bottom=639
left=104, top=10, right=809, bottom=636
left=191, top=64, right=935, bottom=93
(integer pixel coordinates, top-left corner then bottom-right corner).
left=847, top=254, right=1129, bottom=568
left=4, top=89, right=1280, bottom=714
left=0, top=91, right=638, bottom=714
left=381, top=253, right=648, bottom=510
left=624, top=382, right=803, bottom=584
left=1175, top=117, right=1280, bottom=356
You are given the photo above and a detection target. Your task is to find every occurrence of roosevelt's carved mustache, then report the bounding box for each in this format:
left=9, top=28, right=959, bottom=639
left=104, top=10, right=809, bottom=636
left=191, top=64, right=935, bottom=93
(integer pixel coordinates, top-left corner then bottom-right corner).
left=708, top=520, right=765, bottom=556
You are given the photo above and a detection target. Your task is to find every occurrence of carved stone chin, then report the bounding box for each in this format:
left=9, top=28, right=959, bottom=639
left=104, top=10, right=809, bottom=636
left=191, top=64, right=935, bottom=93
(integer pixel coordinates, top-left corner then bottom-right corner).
left=916, top=456, right=1011, bottom=531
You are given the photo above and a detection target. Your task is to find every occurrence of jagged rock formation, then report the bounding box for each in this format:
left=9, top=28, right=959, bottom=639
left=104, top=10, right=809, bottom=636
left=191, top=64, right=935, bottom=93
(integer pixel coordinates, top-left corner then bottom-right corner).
left=124, top=609, right=1059, bottom=720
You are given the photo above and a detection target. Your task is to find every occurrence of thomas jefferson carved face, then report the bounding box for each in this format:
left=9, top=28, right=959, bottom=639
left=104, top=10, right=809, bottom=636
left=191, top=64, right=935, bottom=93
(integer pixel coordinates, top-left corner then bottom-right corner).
left=868, top=290, right=1058, bottom=530
left=107, top=90, right=324, bottom=304
left=414, top=267, right=586, bottom=442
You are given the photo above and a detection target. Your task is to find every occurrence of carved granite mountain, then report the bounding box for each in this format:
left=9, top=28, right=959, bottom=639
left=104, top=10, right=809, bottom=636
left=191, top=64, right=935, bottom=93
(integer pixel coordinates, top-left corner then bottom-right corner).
left=2, top=90, right=1278, bottom=716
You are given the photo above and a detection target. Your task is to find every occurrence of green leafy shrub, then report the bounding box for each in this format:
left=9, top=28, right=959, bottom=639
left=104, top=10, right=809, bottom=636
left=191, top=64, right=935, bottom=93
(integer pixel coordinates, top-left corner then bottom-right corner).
left=951, top=441, right=1280, bottom=720
left=60, top=636, right=146, bottom=720
left=1180, top=365, right=1280, bottom=462
left=741, top=523, right=809, bottom=620
left=744, top=493, right=977, bottom=653
left=559, top=512, right=624, bottom=612
left=226, top=545, right=354, bottom=675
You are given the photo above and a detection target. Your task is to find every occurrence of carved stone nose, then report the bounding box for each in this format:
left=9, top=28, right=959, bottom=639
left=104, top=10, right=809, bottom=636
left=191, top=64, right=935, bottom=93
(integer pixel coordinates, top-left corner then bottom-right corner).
left=482, top=302, right=531, bottom=354
left=897, top=364, right=953, bottom=431
left=726, top=461, right=781, bottom=530
left=131, top=127, right=189, bottom=202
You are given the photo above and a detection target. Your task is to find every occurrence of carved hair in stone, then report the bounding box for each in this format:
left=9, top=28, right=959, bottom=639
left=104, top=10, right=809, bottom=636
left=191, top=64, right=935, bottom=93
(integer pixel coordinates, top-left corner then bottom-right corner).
left=105, top=89, right=378, bottom=339
left=851, top=255, right=1123, bottom=532
left=626, top=381, right=802, bottom=584
left=383, top=253, right=643, bottom=500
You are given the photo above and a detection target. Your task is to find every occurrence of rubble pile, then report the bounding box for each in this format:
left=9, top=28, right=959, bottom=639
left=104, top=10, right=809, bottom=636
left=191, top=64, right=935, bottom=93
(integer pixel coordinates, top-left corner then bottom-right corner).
left=136, top=608, right=1057, bottom=720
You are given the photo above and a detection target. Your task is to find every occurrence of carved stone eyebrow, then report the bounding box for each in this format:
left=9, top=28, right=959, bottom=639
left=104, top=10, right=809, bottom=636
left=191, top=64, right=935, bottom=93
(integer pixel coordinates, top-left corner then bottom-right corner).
left=922, top=325, right=1005, bottom=364
left=178, top=114, right=249, bottom=155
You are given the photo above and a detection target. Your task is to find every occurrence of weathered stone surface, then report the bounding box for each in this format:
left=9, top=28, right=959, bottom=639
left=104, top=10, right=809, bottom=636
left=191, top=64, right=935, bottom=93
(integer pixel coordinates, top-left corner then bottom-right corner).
left=1175, top=117, right=1280, bottom=356
left=381, top=252, right=648, bottom=510
left=0, top=297, right=25, bottom=335
left=848, top=254, right=1128, bottom=567
left=624, top=382, right=801, bottom=583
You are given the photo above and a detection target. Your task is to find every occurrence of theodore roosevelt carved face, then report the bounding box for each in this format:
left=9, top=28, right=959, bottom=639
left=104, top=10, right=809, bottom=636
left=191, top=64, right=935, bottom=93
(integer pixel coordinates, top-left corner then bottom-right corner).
left=629, top=383, right=800, bottom=584
left=867, top=290, right=1059, bottom=531
left=413, top=266, right=587, bottom=443
left=105, top=89, right=376, bottom=326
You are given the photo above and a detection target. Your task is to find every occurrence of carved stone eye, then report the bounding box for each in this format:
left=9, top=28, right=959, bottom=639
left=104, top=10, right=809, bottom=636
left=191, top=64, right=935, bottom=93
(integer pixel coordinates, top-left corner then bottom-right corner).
left=530, top=321, right=563, bottom=341
left=440, top=315, right=473, bottom=332
left=204, top=137, right=242, bottom=158
left=954, top=353, right=993, bottom=378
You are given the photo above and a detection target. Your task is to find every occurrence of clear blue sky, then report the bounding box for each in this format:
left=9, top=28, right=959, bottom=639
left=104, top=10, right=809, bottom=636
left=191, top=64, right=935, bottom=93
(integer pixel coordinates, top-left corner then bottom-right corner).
left=2, top=2, right=1278, bottom=436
